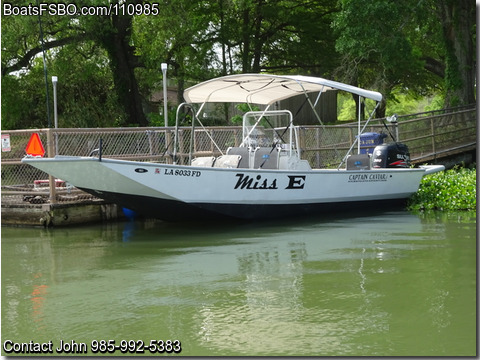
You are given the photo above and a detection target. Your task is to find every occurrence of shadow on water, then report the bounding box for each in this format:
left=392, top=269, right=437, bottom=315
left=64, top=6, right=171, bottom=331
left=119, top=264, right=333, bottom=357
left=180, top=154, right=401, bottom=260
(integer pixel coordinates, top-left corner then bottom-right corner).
left=119, top=207, right=414, bottom=243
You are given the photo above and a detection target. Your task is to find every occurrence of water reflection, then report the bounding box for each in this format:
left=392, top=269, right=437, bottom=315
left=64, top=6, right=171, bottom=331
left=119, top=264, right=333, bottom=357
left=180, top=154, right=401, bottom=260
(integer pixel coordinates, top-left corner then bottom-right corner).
left=1, top=211, right=476, bottom=356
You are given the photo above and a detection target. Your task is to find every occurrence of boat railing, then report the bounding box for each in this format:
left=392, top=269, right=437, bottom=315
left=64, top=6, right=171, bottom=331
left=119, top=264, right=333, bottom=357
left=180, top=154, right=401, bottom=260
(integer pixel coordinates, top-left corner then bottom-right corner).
left=241, top=110, right=297, bottom=153
left=174, top=102, right=228, bottom=165
left=186, top=109, right=302, bottom=170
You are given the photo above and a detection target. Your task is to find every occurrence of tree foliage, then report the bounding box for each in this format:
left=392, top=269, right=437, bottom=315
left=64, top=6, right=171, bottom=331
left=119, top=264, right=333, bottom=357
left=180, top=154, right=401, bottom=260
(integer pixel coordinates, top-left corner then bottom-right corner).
left=333, top=0, right=475, bottom=116
left=1, top=0, right=475, bottom=130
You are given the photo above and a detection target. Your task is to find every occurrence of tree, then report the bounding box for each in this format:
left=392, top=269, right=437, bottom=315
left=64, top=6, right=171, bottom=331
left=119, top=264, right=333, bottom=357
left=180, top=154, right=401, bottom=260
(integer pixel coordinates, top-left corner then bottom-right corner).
left=1, top=0, right=148, bottom=127
left=49, top=42, right=126, bottom=128
left=88, top=8, right=148, bottom=126
left=435, top=0, right=476, bottom=106
left=214, top=0, right=339, bottom=75
left=1, top=60, right=50, bottom=130
left=2, top=0, right=474, bottom=130
left=333, top=0, right=440, bottom=118
left=133, top=0, right=222, bottom=110
left=333, top=0, right=476, bottom=118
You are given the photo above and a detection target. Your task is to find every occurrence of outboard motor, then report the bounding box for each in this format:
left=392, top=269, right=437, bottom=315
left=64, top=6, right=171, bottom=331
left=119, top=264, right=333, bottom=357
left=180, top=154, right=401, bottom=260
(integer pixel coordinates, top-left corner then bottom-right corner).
left=371, top=143, right=410, bottom=168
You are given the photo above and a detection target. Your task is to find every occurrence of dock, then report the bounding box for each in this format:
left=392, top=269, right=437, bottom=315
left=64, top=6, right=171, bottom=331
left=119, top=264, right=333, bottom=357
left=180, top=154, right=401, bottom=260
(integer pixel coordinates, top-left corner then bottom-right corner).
left=2, top=199, right=125, bottom=227
left=1, top=105, right=476, bottom=227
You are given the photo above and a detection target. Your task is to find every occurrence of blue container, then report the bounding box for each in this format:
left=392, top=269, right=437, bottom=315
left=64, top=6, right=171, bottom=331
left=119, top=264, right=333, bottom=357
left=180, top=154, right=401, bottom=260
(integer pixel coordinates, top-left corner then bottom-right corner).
left=357, top=132, right=387, bottom=155
left=122, top=207, right=138, bottom=220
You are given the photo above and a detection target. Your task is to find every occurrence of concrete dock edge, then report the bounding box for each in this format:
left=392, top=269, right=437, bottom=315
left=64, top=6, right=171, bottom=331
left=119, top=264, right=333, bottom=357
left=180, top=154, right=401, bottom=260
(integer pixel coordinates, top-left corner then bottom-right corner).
left=1, top=201, right=126, bottom=227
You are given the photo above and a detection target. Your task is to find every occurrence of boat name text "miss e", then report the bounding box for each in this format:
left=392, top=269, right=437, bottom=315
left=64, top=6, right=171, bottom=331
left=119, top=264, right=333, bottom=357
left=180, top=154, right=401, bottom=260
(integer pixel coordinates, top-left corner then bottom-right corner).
left=234, top=174, right=305, bottom=190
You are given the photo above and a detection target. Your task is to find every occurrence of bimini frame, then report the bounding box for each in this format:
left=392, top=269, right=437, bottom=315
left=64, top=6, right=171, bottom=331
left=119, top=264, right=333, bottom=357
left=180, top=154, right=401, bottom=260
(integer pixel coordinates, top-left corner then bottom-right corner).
left=174, top=74, right=383, bottom=168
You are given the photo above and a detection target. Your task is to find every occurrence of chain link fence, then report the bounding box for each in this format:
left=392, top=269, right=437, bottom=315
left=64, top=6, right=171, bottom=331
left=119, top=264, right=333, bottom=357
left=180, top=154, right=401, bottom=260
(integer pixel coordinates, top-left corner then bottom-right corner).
left=1, top=105, right=476, bottom=206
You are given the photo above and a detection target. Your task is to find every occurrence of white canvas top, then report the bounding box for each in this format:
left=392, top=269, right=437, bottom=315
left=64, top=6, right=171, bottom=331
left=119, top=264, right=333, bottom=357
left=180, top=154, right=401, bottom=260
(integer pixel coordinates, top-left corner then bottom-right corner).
left=183, top=74, right=383, bottom=104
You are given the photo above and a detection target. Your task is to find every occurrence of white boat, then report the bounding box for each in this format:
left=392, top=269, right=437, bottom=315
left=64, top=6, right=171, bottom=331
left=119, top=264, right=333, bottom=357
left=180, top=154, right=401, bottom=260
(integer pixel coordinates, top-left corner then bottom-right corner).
left=22, top=74, right=444, bottom=221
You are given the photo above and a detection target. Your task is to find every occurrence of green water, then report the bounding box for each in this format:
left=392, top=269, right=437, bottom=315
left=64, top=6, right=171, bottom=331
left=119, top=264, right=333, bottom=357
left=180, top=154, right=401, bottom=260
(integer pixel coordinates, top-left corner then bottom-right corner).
left=1, top=211, right=476, bottom=356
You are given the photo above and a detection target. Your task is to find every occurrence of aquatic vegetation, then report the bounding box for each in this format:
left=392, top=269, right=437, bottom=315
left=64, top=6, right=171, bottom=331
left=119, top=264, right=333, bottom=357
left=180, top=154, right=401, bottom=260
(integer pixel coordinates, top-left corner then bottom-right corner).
left=408, top=166, right=476, bottom=211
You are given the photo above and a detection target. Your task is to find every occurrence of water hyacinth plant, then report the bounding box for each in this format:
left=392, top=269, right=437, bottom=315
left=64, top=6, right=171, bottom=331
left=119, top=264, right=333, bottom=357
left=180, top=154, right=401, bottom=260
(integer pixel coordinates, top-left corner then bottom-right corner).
left=408, top=166, right=476, bottom=211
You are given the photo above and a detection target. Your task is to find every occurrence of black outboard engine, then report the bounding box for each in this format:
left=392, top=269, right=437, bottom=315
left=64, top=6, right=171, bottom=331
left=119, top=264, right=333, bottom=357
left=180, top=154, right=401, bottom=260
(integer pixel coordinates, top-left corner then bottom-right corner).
left=371, top=143, right=410, bottom=168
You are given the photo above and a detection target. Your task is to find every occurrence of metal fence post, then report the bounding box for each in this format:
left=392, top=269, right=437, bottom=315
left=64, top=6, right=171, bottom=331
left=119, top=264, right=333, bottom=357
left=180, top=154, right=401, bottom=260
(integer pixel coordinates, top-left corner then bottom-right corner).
left=430, top=117, right=436, bottom=162
left=316, top=127, right=321, bottom=168
left=165, top=128, right=172, bottom=164
left=46, top=128, right=57, bottom=204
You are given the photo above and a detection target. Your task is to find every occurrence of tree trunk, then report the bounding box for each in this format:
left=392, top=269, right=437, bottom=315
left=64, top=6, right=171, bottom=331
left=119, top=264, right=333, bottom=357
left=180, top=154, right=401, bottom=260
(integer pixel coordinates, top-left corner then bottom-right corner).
left=112, top=15, right=147, bottom=126
left=177, top=76, right=185, bottom=109
left=251, top=0, right=264, bottom=73
left=241, top=3, right=251, bottom=72
left=219, top=0, right=228, bottom=76
left=438, top=0, right=476, bottom=107
left=376, top=99, right=386, bottom=119
left=100, top=13, right=147, bottom=126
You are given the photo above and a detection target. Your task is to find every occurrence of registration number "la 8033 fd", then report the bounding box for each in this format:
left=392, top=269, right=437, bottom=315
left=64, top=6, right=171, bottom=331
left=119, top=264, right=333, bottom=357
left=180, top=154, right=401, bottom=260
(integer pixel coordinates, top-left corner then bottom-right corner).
left=160, top=168, right=202, bottom=177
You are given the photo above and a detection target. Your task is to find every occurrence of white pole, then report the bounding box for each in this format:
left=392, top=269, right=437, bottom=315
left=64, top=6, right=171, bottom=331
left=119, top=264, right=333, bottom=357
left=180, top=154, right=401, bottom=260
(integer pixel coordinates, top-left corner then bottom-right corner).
left=52, top=76, right=58, bottom=156
left=161, top=63, right=168, bottom=127
left=52, top=76, right=58, bottom=128
left=357, top=96, right=362, bottom=154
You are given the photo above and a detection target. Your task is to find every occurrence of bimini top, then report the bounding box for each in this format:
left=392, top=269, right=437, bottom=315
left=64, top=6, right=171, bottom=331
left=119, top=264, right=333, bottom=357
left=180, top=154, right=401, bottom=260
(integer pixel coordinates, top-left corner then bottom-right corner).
left=183, top=73, right=383, bottom=105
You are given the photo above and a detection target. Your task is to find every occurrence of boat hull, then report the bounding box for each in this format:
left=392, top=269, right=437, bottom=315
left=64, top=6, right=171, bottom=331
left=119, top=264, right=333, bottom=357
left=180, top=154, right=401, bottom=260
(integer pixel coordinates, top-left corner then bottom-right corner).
left=78, top=187, right=408, bottom=221
left=22, top=156, right=443, bottom=221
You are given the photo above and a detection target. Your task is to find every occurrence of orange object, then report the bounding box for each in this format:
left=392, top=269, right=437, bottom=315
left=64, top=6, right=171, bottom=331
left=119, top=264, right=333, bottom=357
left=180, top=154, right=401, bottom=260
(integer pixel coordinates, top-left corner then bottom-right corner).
left=26, top=133, right=45, bottom=157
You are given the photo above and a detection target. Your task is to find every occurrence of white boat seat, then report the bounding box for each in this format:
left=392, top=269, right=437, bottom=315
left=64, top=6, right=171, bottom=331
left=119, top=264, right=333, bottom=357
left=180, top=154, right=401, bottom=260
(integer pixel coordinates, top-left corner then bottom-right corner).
left=191, top=156, right=216, bottom=167
left=214, top=154, right=242, bottom=168
left=253, top=147, right=280, bottom=169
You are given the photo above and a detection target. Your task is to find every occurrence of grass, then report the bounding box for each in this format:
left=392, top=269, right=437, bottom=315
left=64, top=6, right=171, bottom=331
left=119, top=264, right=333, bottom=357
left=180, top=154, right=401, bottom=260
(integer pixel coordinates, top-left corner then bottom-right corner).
left=407, top=165, right=476, bottom=212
